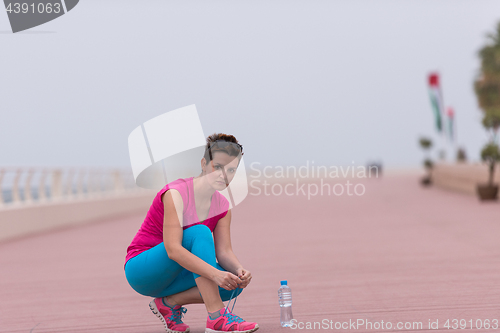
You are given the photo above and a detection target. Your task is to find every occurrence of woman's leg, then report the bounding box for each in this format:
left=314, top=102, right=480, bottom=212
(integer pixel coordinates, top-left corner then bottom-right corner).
left=163, top=262, right=243, bottom=306
left=155, top=224, right=243, bottom=310
left=125, top=224, right=242, bottom=308
left=165, top=286, right=204, bottom=306
left=125, top=241, right=185, bottom=297
left=184, top=224, right=225, bottom=312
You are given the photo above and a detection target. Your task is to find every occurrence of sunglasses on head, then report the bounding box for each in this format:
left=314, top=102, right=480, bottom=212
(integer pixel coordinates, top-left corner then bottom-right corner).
left=207, top=140, right=244, bottom=155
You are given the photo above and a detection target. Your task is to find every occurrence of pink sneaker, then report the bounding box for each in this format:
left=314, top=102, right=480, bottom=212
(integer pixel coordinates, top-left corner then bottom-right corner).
left=205, top=307, right=259, bottom=333
left=149, top=298, right=190, bottom=333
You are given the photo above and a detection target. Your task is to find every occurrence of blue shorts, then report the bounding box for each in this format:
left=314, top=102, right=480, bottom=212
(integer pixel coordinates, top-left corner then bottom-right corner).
left=124, top=224, right=243, bottom=301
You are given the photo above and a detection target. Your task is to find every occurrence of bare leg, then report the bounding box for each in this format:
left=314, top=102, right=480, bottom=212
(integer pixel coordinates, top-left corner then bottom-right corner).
left=165, top=277, right=224, bottom=313
left=165, top=286, right=204, bottom=306
left=194, top=276, right=224, bottom=312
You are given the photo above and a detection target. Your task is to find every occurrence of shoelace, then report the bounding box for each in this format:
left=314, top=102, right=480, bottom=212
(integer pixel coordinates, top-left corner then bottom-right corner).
left=169, top=306, right=187, bottom=324
left=222, top=287, right=243, bottom=324
left=224, top=312, right=245, bottom=324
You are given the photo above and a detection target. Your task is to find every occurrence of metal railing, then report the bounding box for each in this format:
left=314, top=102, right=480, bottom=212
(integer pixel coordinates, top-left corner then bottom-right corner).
left=0, top=167, right=141, bottom=208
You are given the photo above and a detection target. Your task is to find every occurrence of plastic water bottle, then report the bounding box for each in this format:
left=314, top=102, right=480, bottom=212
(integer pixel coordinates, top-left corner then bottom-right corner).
left=278, top=280, right=293, bottom=327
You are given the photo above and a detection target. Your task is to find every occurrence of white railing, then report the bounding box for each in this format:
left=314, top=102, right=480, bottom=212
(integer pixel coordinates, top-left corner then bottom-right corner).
left=0, top=167, right=141, bottom=208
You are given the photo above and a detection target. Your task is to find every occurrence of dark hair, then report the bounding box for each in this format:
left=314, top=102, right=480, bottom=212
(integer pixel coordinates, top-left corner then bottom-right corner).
left=203, top=133, right=243, bottom=163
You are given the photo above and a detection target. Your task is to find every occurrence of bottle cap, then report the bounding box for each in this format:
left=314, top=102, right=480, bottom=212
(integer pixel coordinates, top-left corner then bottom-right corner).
left=280, top=280, right=287, bottom=285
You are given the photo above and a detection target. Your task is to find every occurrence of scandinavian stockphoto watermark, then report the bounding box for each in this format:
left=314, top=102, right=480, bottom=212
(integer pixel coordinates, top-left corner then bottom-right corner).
left=288, top=318, right=499, bottom=330
left=249, top=161, right=380, bottom=199
left=3, top=0, right=79, bottom=33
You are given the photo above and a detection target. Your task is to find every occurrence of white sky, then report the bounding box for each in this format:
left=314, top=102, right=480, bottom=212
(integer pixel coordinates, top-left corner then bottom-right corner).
left=1, top=0, right=499, bottom=170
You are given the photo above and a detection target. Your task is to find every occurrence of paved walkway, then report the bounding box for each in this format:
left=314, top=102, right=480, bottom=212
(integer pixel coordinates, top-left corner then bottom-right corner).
left=1, top=175, right=499, bottom=332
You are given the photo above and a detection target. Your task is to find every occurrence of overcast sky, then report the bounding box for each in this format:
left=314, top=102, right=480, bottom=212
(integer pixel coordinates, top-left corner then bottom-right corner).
left=1, top=0, right=499, bottom=171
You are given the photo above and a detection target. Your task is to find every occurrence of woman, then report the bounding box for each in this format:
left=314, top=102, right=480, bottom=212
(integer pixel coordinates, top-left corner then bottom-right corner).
left=124, top=133, right=259, bottom=333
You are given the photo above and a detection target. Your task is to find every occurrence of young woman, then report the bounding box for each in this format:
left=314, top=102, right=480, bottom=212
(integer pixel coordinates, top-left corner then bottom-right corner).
left=124, top=133, right=259, bottom=333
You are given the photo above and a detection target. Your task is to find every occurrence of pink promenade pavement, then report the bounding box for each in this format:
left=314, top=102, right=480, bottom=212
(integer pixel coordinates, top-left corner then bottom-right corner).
left=1, top=174, right=499, bottom=333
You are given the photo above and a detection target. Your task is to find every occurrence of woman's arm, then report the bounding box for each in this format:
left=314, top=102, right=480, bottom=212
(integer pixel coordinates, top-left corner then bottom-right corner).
left=162, top=190, right=240, bottom=290
left=213, top=210, right=242, bottom=274
left=213, top=209, right=252, bottom=288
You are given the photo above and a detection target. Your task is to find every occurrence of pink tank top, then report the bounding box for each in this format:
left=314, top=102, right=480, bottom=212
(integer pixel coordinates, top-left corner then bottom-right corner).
left=125, top=177, right=230, bottom=267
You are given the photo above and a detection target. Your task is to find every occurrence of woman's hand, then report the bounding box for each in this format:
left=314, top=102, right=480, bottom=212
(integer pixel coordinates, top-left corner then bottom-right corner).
left=213, top=270, right=242, bottom=291
left=236, top=267, right=252, bottom=288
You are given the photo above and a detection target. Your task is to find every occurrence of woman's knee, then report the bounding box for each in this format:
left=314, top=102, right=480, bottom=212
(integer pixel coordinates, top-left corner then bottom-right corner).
left=183, top=224, right=214, bottom=247
left=185, top=224, right=212, bottom=237
left=182, top=225, right=217, bottom=269
left=220, top=286, right=243, bottom=302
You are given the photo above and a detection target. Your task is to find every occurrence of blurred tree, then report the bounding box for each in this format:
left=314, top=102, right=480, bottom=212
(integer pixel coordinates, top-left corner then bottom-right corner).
left=419, top=137, right=434, bottom=184
left=419, top=137, right=432, bottom=150
left=481, top=143, right=500, bottom=185
left=419, top=137, right=433, bottom=161
left=423, top=158, right=434, bottom=170
left=475, top=21, right=500, bottom=187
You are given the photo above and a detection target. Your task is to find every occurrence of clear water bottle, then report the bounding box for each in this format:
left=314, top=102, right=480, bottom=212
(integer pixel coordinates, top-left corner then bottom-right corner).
left=278, top=280, right=293, bottom=327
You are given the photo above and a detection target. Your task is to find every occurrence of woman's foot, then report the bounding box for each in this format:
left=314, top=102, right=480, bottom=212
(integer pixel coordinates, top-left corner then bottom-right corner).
left=149, top=298, right=190, bottom=333
left=205, top=307, right=259, bottom=333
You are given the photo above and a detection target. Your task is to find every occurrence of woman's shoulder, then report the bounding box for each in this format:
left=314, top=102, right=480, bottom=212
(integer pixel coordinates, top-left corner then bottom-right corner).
left=158, top=177, right=190, bottom=194
left=156, top=177, right=191, bottom=206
